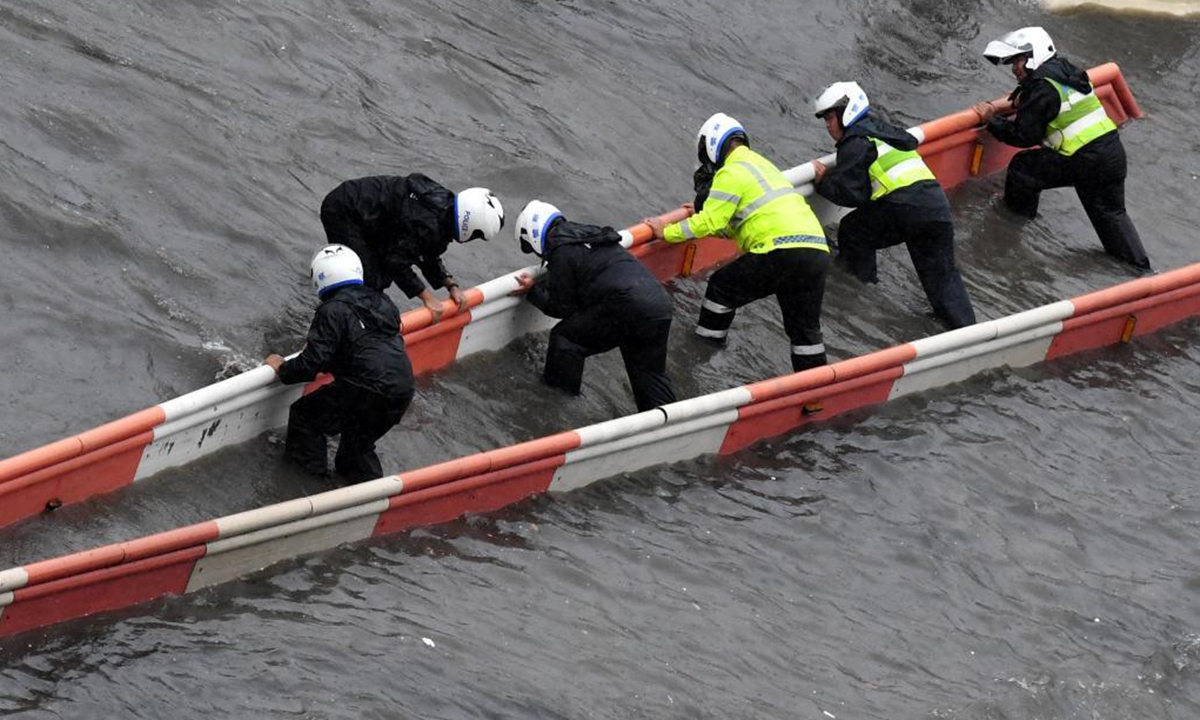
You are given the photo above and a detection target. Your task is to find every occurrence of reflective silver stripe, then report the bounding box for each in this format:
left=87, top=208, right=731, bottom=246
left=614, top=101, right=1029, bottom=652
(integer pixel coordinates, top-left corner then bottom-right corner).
left=702, top=299, right=733, bottom=314
left=678, top=218, right=697, bottom=240
left=791, top=343, right=826, bottom=355
left=695, top=326, right=729, bottom=339
left=870, top=178, right=884, bottom=196
left=884, top=157, right=926, bottom=182
left=707, top=189, right=741, bottom=205
left=731, top=187, right=796, bottom=227
left=734, top=161, right=773, bottom=193
left=1060, top=107, right=1109, bottom=141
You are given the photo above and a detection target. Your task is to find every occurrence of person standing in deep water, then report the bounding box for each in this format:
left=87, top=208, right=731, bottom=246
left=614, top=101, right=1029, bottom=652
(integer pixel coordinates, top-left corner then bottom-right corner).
left=265, top=244, right=414, bottom=484
left=644, top=113, right=831, bottom=373
left=511, top=200, right=677, bottom=412
left=319, top=175, right=506, bottom=322
left=811, top=81, right=976, bottom=329
left=974, top=26, right=1150, bottom=271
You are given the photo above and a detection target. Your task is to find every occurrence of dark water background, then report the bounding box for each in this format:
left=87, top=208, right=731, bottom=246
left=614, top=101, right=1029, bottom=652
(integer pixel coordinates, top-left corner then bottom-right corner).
left=2, top=0, right=1200, bottom=717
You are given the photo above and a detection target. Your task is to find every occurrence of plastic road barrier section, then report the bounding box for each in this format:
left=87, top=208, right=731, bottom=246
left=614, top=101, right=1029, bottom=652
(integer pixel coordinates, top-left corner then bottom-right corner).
left=2, top=260, right=1198, bottom=638
left=0, top=64, right=1143, bottom=529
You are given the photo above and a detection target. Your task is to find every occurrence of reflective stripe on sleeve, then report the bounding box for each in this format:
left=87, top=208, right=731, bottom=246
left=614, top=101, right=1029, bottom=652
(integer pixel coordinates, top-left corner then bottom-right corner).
left=702, top=299, right=734, bottom=314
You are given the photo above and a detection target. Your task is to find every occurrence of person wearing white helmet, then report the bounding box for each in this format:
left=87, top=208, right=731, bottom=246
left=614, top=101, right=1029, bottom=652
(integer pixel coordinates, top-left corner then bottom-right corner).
left=811, top=81, right=976, bottom=329
left=264, top=244, right=415, bottom=483
left=320, top=175, right=506, bottom=321
left=644, top=113, right=831, bottom=373
left=974, top=27, right=1149, bottom=270
left=511, top=201, right=676, bottom=412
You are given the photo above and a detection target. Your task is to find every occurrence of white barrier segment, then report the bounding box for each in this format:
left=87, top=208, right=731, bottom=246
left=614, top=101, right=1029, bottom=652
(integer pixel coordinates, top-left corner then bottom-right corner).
left=909, top=126, right=927, bottom=143
left=574, top=410, right=668, bottom=448
left=661, top=387, right=753, bottom=425
left=549, top=409, right=739, bottom=493
left=475, top=263, right=545, bottom=304
left=308, top=476, right=403, bottom=516
left=0, top=567, right=28, bottom=594
left=889, top=321, right=1064, bottom=400
left=135, top=383, right=303, bottom=481
left=184, top=500, right=388, bottom=593
left=992, top=301, right=1076, bottom=338
left=215, top=497, right=315, bottom=539
left=618, top=229, right=635, bottom=248
left=455, top=300, right=560, bottom=360
left=157, top=364, right=281, bottom=422
left=909, top=321, right=1000, bottom=359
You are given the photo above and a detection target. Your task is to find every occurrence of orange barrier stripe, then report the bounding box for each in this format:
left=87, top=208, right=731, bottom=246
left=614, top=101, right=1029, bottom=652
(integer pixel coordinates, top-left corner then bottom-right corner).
left=120, top=521, right=220, bottom=563
left=24, top=544, right=127, bottom=586
left=1145, top=263, right=1200, bottom=296
left=830, top=345, right=917, bottom=382
left=483, top=431, right=582, bottom=471
left=0, top=437, right=84, bottom=486
left=1069, top=277, right=1156, bottom=316
left=402, top=306, right=473, bottom=346
left=919, top=127, right=986, bottom=160
left=738, top=366, right=906, bottom=422
left=76, top=407, right=165, bottom=454
left=398, top=453, right=494, bottom=493
left=745, top=365, right=837, bottom=403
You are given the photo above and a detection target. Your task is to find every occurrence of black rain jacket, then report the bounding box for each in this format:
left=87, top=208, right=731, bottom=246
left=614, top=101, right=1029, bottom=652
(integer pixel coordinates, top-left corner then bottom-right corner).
left=279, top=284, right=414, bottom=399
left=527, top=220, right=673, bottom=321
left=817, top=112, right=951, bottom=223
left=986, top=56, right=1100, bottom=149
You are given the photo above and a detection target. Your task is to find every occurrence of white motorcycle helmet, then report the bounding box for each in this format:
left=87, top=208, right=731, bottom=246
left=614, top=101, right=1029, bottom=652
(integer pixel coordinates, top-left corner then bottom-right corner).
left=455, top=187, right=505, bottom=243
left=310, top=244, right=364, bottom=298
left=697, top=112, right=746, bottom=165
left=515, top=200, right=563, bottom=257
left=813, top=81, right=870, bottom=128
left=984, top=27, right=1056, bottom=71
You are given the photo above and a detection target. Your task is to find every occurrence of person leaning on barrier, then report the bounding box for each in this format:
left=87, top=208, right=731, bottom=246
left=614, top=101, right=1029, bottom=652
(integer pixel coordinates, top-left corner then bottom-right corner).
left=644, top=113, right=831, bottom=372
left=265, top=245, right=414, bottom=484
left=320, top=174, right=505, bottom=322
left=974, top=26, right=1150, bottom=271
left=811, top=82, right=977, bottom=329
left=511, top=201, right=676, bottom=412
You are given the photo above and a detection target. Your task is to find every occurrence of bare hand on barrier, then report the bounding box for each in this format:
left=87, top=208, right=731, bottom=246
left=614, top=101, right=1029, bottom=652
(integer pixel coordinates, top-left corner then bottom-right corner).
left=680, top=202, right=695, bottom=214
left=449, top=284, right=468, bottom=312
left=973, top=101, right=997, bottom=124
left=642, top=215, right=666, bottom=240
left=811, top=159, right=827, bottom=185
left=264, top=354, right=285, bottom=374
left=511, top=272, right=535, bottom=296
left=421, top=291, right=445, bottom=324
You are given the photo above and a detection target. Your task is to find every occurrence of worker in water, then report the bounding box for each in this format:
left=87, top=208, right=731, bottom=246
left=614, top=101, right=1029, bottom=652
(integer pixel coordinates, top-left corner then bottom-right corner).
left=811, top=81, right=977, bottom=329
left=643, top=113, right=831, bottom=372
left=320, top=175, right=506, bottom=322
left=265, top=244, right=414, bottom=483
left=975, top=26, right=1150, bottom=270
left=512, top=201, right=676, bottom=412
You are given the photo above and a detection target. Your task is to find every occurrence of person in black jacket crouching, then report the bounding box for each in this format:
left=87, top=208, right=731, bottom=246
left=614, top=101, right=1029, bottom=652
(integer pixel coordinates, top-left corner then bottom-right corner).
left=265, top=245, right=414, bottom=483
left=511, top=200, right=677, bottom=413
left=975, top=27, right=1150, bottom=270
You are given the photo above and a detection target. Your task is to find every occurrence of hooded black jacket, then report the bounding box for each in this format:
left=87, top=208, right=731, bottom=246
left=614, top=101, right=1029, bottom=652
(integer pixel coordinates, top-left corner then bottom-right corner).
left=527, top=220, right=673, bottom=321
left=279, top=284, right=414, bottom=399
left=986, top=57, right=1108, bottom=150
left=816, top=113, right=951, bottom=223
left=326, top=174, right=456, bottom=298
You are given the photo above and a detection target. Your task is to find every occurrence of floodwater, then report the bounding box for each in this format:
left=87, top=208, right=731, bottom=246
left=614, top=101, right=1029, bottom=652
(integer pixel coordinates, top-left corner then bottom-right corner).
left=2, top=0, right=1200, bottom=717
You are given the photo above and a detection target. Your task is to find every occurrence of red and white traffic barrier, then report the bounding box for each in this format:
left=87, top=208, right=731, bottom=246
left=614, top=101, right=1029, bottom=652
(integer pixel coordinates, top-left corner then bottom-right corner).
left=2, top=258, right=1197, bottom=639
left=0, top=64, right=1143, bottom=529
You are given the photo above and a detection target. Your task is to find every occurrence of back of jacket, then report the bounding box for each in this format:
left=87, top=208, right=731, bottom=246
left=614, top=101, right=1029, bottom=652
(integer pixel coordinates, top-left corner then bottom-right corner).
left=528, top=220, right=672, bottom=321
left=279, top=284, right=414, bottom=399
left=336, top=174, right=456, bottom=297
left=817, top=113, right=950, bottom=223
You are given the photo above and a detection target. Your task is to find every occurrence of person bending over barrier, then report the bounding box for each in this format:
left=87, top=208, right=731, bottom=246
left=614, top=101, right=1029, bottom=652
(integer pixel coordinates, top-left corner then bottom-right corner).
left=512, top=201, right=676, bottom=412
left=320, top=174, right=505, bottom=322
left=811, top=81, right=977, bottom=329
left=974, top=26, right=1150, bottom=270
left=644, top=113, right=831, bottom=372
left=265, top=245, right=414, bottom=483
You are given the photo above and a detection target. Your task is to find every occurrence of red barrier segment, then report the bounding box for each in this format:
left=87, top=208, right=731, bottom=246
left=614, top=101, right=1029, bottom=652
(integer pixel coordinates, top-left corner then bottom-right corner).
left=1047, top=283, right=1200, bottom=360
left=720, top=366, right=905, bottom=455
left=404, top=309, right=473, bottom=376
left=831, top=345, right=918, bottom=382
left=373, top=455, right=565, bottom=535
left=0, top=546, right=206, bottom=638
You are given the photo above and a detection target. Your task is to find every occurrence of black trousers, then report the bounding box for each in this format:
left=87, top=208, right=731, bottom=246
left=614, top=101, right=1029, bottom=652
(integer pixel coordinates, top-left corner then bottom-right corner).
left=544, top=306, right=676, bottom=412
left=320, top=189, right=390, bottom=291
left=1004, top=135, right=1150, bottom=269
left=837, top=208, right=977, bottom=329
left=697, top=247, right=831, bottom=372
left=285, top=381, right=413, bottom=483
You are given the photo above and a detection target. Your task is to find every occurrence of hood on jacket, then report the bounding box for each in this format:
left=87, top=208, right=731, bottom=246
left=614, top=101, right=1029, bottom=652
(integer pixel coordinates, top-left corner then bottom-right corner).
left=544, top=219, right=623, bottom=257
left=843, top=112, right=920, bottom=151
left=1014, top=56, right=1092, bottom=102
left=323, top=284, right=400, bottom=335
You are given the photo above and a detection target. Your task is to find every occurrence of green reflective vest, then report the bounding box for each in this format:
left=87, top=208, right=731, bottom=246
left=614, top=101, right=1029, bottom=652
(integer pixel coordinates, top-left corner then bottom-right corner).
left=1043, top=77, right=1117, bottom=157
left=867, top=138, right=937, bottom=201
left=664, top=146, right=827, bottom=254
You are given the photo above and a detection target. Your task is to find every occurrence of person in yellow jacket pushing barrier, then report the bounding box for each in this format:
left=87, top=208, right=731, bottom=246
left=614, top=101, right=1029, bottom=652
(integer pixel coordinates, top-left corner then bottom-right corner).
left=645, top=113, right=831, bottom=372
